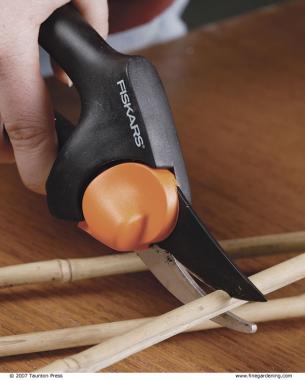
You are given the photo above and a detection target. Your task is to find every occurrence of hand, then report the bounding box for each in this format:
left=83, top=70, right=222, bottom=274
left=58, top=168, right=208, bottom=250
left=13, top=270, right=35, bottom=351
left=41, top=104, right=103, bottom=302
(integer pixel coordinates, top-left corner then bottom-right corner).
left=0, top=0, right=108, bottom=193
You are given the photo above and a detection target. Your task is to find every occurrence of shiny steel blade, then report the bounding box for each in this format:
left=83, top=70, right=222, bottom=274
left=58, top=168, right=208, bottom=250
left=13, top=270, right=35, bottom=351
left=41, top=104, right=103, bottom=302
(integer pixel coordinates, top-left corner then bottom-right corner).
left=137, top=246, right=257, bottom=334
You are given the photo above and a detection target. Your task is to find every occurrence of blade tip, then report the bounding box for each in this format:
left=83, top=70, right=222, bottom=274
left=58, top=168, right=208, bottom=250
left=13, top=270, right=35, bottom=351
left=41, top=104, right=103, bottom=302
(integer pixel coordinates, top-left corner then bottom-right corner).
left=229, top=281, right=266, bottom=302
left=233, top=288, right=267, bottom=302
left=250, top=293, right=267, bottom=303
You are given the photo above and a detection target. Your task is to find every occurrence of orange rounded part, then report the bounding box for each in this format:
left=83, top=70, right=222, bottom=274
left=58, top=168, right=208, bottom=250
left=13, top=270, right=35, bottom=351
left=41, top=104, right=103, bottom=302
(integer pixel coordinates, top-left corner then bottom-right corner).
left=80, top=163, right=179, bottom=252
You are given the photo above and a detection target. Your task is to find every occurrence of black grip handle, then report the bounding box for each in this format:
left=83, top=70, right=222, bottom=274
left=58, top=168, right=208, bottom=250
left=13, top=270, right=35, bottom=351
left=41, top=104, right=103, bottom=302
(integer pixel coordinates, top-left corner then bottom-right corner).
left=54, top=113, right=74, bottom=149
left=39, top=4, right=121, bottom=103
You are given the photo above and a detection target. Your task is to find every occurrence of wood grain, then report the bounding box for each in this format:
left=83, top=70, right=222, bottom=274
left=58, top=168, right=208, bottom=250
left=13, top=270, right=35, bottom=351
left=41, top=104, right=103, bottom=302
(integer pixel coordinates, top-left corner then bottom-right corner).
left=0, top=0, right=304, bottom=372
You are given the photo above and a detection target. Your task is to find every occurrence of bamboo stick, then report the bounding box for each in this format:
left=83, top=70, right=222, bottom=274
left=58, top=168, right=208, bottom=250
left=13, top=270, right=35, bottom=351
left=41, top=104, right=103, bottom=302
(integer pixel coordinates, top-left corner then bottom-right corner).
left=0, top=253, right=146, bottom=288
left=0, top=294, right=303, bottom=358
left=1, top=231, right=305, bottom=289
left=37, top=253, right=305, bottom=373
left=223, top=231, right=305, bottom=258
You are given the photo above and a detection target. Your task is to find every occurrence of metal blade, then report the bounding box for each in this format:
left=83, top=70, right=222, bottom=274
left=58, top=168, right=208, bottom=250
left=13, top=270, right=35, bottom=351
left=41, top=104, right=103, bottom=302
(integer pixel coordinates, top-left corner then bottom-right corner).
left=137, top=246, right=257, bottom=333
left=159, top=189, right=266, bottom=302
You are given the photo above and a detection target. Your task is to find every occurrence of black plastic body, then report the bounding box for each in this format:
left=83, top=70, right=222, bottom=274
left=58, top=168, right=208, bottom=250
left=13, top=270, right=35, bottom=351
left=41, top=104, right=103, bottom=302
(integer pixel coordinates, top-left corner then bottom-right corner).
left=39, top=5, right=190, bottom=221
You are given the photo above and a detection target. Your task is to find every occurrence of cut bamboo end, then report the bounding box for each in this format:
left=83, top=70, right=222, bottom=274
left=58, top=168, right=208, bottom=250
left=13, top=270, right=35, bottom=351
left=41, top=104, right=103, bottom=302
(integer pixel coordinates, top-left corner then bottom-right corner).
left=37, top=253, right=305, bottom=373
left=0, top=294, right=303, bottom=358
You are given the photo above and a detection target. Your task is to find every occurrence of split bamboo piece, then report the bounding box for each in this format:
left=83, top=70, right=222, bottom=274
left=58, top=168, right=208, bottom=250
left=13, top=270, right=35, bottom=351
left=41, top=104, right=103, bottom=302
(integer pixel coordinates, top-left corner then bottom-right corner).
left=1, top=231, right=305, bottom=289
left=38, top=253, right=305, bottom=372
left=0, top=294, right=303, bottom=358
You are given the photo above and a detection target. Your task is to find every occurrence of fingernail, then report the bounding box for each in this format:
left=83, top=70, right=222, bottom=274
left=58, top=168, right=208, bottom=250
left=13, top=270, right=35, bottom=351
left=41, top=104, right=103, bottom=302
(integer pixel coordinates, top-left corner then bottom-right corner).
left=64, top=73, right=73, bottom=88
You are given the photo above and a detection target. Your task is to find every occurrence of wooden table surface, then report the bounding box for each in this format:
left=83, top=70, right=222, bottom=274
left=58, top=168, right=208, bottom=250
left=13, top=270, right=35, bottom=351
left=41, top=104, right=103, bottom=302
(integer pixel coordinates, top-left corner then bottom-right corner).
left=0, top=0, right=304, bottom=372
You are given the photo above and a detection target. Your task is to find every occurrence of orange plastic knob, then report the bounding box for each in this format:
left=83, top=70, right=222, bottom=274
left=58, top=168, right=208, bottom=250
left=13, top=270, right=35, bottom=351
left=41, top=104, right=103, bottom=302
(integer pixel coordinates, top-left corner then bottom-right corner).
left=80, top=163, right=179, bottom=251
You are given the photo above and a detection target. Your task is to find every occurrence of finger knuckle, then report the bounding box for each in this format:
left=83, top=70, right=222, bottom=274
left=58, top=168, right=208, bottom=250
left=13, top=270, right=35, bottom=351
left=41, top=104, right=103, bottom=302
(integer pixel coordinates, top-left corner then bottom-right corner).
left=6, top=120, right=48, bottom=151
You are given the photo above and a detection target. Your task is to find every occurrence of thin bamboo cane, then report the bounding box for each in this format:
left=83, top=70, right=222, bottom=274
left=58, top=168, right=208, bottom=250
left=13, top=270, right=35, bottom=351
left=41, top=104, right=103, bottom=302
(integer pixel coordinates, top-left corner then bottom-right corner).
left=0, top=253, right=145, bottom=288
left=222, top=230, right=305, bottom=258
left=37, top=253, right=305, bottom=373
left=1, top=231, right=305, bottom=289
left=0, top=294, right=303, bottom=358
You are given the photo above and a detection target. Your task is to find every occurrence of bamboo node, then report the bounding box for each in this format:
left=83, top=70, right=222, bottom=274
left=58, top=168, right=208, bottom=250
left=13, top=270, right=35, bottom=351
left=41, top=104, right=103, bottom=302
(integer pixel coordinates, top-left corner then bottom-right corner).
left=57, top=260, right=73, bottom=283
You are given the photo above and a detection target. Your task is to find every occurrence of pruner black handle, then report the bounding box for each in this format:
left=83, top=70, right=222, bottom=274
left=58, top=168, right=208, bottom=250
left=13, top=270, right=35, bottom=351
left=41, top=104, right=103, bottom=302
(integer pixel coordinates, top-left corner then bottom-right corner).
left=39, top=4, right=191, bottom=221
left=53, top=112, right=74, bottom=148
left=39, top=4, right=121, bottom=109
